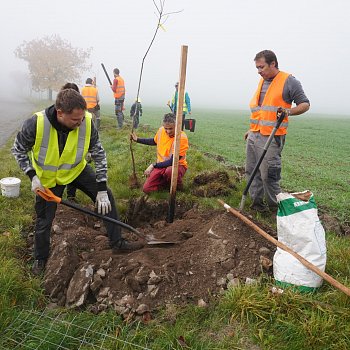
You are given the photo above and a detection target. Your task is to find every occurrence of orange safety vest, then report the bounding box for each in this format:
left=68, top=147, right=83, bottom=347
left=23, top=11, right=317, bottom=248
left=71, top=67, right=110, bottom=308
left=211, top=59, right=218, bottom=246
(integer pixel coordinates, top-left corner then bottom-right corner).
left=153, top=127, right=188, bottom=168
left=81, top=86, right=98, bottom=109
left=113, top=76, right=125, bottom=99
left=249, top=71, right=291, bottom=136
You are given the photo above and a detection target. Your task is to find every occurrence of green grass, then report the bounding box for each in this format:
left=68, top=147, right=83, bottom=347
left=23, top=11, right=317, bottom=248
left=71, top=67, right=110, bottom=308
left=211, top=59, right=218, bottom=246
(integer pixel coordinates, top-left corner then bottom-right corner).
left=110, top=105, right=349, bottom=222
left=0, top=105, right=349, bottom=349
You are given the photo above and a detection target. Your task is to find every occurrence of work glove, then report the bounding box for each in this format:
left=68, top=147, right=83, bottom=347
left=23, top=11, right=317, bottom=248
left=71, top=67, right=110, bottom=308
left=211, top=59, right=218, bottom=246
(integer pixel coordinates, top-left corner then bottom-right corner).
left=95, top=191, right=112, bottom=215
left=31, top=175, right=44, bottom=194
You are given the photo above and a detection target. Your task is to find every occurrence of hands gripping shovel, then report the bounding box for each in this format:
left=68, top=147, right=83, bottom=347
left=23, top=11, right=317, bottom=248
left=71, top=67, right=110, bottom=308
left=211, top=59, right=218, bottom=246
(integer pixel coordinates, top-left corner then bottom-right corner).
left=36, top=188, right=176, bottom=246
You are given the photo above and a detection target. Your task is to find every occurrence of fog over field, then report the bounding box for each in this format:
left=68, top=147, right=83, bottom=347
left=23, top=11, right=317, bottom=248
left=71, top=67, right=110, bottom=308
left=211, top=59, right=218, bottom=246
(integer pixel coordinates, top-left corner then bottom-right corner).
left=1, top=0, right=350, bottom=114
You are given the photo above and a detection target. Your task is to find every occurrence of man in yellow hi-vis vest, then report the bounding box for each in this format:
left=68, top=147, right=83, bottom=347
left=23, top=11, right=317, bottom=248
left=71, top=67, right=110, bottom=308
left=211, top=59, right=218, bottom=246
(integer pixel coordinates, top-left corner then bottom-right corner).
left=12, top=89, right=143, bottom=275
left=245, top=50, right=310, bottom=213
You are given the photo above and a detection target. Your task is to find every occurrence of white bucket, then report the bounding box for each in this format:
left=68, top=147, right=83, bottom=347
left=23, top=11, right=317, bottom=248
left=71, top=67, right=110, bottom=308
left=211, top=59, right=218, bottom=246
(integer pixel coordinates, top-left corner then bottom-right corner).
left=0, top=177, right=21, bottom=198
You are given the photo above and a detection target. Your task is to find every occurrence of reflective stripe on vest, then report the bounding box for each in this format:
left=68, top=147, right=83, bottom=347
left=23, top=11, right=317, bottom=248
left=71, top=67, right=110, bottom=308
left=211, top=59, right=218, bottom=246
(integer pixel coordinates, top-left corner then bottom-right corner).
left=114, top=76, right=125, bottom=99
left=81, top=86, right=98, bottom=108
left=249, top=71, right=291, bottom=136
left=156, top=127, right=187, bottom=167
left=32, top=110, right=91, bottom=188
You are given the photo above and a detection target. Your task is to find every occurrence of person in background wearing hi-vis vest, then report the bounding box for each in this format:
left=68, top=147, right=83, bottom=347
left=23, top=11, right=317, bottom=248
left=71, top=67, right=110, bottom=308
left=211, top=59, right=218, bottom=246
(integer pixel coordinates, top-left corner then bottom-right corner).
left=245, top=50, right=310, bottom=213
left=168, top=82, right=191, bottom=130
left=81, top=78, right=101, bottom=130
left=11, top=89, right=144, bottom=275
left=130, top=98, right=142, bottom=129
left=111, top=68, right=125, bottom=129
left=130, top=113, right=189, bottom=193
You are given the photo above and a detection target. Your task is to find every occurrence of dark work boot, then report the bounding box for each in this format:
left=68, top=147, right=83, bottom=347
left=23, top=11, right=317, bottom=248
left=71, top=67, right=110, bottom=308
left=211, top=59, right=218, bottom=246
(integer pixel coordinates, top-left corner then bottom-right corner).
left=111, top=239, right=144, bottom=253
left=32, top=259, right=46, bottom=276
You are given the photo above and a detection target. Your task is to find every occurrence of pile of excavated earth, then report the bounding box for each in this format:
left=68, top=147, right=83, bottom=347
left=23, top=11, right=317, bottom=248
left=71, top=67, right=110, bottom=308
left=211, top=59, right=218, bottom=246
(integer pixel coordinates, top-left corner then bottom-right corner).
left=30, top=208, right=275, bottom=320
left=24, top=170, right=348, bottom=320
left=25, top=170, right=279, bottom=319
left=24, top=170, right=277, bottom=319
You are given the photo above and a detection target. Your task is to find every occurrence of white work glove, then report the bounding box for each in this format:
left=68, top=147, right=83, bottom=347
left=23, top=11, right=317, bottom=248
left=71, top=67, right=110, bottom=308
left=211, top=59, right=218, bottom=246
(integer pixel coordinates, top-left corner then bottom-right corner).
left=144, top=164, right=155, bottom=177
left=31, top=175, right=44, bottom=193
left=95, top=191, right=112, bottom=215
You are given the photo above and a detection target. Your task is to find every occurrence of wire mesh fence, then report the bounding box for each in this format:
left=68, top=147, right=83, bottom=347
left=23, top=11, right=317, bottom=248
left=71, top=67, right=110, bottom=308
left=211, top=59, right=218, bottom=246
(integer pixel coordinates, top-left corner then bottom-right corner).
left=1, top=309, right=151, bottom=350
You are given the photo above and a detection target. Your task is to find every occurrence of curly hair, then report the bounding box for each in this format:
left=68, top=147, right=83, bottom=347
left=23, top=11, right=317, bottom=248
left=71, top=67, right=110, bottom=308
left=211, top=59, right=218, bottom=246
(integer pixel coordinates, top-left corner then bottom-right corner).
left=162, top=113, right=176, bottom=124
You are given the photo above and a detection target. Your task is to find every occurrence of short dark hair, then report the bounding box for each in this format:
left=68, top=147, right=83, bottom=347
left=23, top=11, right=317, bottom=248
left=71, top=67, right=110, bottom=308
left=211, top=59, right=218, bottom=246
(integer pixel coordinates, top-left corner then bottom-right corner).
left=86, top=78, right=93, bottom=84
left=55, top=89, right=86, bottom=113
left=113, top=68, right=120, bottom=75
left=61, top=82, right=79, bottom=93
left=254, top=50, right=279, bottom=69
left=163, top=113, right=176, bottom=124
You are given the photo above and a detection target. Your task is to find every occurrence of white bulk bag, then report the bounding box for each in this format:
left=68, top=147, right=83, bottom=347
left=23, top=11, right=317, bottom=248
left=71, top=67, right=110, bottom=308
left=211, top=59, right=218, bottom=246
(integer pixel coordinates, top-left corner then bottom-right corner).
left=273, top=191, right=327, bottom=291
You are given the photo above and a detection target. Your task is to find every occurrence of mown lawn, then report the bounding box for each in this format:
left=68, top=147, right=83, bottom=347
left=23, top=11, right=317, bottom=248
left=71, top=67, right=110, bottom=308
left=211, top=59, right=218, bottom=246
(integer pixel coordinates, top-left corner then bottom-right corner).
left=0, top=104, right=349, bottom=349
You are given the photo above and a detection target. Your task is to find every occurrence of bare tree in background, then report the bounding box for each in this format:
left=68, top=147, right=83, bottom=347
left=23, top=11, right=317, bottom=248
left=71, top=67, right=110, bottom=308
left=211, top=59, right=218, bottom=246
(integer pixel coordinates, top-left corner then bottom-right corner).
left=14, top=35, right=92, bottom=100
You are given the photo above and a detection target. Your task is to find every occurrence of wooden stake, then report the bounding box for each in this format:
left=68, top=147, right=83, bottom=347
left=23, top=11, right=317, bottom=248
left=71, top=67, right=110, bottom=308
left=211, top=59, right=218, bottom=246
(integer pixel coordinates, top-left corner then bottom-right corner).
left=167, top=45, right=188, bottom=223
left=218, top=199, right=350, bottom=297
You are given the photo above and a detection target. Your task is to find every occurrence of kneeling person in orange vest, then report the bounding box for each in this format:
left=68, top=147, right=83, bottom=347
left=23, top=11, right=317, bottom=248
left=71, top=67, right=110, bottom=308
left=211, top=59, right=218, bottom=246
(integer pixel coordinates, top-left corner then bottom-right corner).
left=130, top=113, right=189, bottom=193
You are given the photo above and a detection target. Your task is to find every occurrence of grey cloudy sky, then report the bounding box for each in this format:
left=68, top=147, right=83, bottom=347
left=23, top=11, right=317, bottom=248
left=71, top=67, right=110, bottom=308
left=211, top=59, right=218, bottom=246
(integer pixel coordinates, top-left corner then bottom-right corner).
left=1, top=0, right=350, bottom=114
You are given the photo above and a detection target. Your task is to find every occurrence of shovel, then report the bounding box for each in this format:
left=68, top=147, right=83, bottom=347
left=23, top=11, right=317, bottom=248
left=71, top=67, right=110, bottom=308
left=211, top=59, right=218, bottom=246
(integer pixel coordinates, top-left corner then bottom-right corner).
left=239, top=107, right=287, bottom=210
left=36, top=188, right=176, bottom=246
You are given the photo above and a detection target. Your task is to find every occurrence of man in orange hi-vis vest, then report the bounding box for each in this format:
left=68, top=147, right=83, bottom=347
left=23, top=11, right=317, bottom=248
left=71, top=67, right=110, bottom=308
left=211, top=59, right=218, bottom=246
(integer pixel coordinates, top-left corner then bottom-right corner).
left=130, top=113, right=189, bottom=193
left=245, top=50, right=310, bottom=213
left=111, top=68, right=125, bottom=129
left=81, top=78, right=100, bottom=130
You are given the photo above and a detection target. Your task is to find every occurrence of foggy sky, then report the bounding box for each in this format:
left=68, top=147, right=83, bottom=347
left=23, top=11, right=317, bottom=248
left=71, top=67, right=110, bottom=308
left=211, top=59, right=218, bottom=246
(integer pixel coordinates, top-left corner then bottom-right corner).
left=1, top=0, right=350, bottom=114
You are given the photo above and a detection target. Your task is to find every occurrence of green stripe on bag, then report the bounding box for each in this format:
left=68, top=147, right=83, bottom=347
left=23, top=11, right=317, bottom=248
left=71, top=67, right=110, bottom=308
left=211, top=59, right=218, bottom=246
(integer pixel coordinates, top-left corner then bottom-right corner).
left=275, top=280, right=319, bottom=293
left=277, top=195, right=317, bottom=217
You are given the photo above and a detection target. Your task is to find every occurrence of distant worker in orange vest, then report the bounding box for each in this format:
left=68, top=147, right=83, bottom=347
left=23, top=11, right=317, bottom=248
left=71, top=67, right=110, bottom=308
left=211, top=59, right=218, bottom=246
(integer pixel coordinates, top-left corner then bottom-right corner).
left=111, top=68, right=125, bottom=129
left=130, top=113, right=189, bottom=193
left=245, top=50, right=310, bottom=213
left=81, top=78, right=101, bottom=130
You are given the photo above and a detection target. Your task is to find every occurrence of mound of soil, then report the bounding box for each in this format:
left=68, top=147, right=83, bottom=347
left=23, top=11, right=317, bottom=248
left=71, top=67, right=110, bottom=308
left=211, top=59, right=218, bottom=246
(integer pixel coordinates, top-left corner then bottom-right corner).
left=41, top=200, right=275, bottom=318
left=191, top=171, right=237, bottom=197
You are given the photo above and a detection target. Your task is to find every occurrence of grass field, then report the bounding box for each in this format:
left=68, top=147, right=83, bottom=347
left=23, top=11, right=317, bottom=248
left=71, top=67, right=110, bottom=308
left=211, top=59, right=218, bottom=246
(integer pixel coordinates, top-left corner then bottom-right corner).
left=0, top=104, right=349, bottom=349
left=104, top=105, right=350, bottom=221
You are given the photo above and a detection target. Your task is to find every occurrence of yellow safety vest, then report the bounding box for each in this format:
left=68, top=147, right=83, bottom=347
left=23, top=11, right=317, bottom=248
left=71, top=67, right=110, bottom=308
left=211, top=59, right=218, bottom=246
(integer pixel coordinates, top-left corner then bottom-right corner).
left=171, top=92, right=188, bottom=113
left=31, top=110, right=92, bottom=188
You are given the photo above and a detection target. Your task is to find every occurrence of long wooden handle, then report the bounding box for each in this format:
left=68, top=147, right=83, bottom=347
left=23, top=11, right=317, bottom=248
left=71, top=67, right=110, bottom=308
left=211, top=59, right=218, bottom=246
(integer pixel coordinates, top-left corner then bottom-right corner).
left=218, top=199, right=350, bottom=297
left=167, top=45, right=188, bottom=223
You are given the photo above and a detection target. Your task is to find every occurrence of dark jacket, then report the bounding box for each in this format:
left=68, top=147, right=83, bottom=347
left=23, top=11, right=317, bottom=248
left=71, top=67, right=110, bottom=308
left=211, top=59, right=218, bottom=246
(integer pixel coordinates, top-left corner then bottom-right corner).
left=11, top=105, right=108, bottom=190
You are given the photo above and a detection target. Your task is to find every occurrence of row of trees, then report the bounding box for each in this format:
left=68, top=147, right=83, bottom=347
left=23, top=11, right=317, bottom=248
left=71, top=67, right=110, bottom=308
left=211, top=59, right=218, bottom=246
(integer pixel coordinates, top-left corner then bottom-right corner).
left=15, top=35, right=91, bottom=100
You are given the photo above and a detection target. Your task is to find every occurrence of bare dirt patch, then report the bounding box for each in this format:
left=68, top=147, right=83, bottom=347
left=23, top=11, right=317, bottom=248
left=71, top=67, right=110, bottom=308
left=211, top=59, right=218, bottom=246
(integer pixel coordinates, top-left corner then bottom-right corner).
left=191, top=170, right=237, bottom=197
left=41, top=200, right=275, bottom=318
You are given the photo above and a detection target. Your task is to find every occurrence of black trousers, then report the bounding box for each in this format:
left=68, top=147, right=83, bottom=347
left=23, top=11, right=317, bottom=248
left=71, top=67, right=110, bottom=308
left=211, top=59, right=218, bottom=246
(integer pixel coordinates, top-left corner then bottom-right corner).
left=34, top=165, right=121, bottom=260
